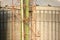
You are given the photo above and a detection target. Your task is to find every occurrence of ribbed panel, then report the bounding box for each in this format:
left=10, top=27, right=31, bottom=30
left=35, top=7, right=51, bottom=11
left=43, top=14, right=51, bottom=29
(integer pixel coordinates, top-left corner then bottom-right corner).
left=31, top=10, right=59, bottom=40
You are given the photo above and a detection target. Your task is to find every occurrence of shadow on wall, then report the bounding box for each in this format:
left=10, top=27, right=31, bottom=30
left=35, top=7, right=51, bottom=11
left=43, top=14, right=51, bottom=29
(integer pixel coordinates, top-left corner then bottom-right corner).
left=0, top=10, right=8, bottom=40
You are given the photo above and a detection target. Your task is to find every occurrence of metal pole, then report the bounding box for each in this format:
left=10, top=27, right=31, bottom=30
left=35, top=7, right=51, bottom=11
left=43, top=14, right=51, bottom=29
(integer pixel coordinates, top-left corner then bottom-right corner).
left=24, top=0, right=29, bottom=40
left=21, top=0, right=24, bottom=40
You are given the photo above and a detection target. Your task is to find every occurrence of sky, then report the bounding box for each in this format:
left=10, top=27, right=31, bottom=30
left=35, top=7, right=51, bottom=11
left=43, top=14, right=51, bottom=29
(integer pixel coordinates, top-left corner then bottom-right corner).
left=0, top=0, right=19, bottom=6
left=36, top=0, right=60, bottom=6
left=0, top=0, right=60, bottom=6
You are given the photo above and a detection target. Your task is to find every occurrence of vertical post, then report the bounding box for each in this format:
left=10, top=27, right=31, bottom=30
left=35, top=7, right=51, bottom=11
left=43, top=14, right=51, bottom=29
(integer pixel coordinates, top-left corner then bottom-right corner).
left=24, top=0, right=29, bottom=40
left=21, top=0, right=24, bottom=40
left=31, top=0, right=36, bottom=40
left=12, top=0, right=15, bottom=40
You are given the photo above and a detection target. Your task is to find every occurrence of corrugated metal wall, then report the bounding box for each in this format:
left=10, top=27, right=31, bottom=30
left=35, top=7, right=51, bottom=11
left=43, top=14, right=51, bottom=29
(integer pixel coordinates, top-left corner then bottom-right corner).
left=30, top=7, right=60, bottom=40
left=0, top=8, right=21, bottom=40
left=0, top=9, right=8, bottom=40
left=7, top=9, right=21, bottom=40
left=0, top=6, right=60, bottom=40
